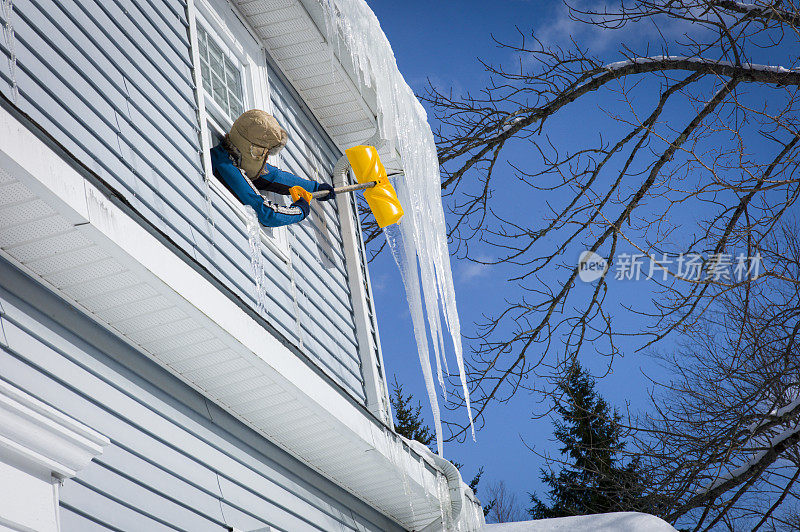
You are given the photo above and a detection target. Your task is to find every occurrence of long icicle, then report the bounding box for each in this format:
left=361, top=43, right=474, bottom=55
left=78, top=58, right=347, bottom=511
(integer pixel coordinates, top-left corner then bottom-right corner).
left=322, top=0, right=476, bottom=449
left=243, top=206, right=267, bottom=316
left=384, top=224, right=443, bottom=455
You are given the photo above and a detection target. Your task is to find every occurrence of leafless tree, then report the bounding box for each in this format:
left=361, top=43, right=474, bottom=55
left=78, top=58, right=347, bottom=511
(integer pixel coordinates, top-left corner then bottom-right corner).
left=423, top=0, right=799, bottom=432
left=628, top=226, right=800, bottom=529
left=419, top=1, right=800, bottom=527
left=483, top=480, right=529, bottom=523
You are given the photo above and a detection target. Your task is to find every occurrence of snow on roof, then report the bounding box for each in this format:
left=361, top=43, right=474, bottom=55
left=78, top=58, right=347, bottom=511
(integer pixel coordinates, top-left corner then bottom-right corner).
left=318, top=0, right=474, bottom=454
left=483, top=512, right=677, bottom=532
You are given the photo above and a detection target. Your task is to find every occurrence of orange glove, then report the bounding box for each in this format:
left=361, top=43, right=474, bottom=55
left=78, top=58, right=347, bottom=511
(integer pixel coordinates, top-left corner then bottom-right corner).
left=289, top=186, right=312, bottom=204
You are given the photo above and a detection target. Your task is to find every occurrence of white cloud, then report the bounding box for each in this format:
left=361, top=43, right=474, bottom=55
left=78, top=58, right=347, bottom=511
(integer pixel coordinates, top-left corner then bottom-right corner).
left=458, top=256, right=493, bottom=282
left=373, top=273, right=389, bottom=293
left=532, top=1, right=711, bottom=55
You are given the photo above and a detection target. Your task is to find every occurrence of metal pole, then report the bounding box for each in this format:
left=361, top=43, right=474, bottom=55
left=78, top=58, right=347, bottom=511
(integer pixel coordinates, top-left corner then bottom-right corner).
left=311, top=180, right=378, bottom=199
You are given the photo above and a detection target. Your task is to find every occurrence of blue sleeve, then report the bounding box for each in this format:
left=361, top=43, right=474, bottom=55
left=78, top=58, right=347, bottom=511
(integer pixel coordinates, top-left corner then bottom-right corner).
left=254, top=163, right=321, bottom=195
left=210, top=145, right=309, bottom=228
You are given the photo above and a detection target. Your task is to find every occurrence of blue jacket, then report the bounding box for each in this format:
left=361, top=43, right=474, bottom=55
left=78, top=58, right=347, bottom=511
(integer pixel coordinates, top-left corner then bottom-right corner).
left=210, top=144, right=321, bottom=227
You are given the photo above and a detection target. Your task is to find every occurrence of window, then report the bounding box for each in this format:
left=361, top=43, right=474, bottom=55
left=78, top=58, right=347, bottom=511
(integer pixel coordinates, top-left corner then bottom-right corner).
left=192, top=0, right=289, bottom=260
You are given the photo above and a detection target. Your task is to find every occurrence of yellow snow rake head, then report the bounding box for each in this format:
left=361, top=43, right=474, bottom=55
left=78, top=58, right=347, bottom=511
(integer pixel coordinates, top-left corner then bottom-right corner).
left=345, top=145, right=404, bottom=228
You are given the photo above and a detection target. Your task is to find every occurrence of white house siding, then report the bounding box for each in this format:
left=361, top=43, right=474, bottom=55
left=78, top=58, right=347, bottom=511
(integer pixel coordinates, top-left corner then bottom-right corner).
left=0, top=0, right=367, bottom=403
left=266, top=55, right=365, bottom=397
left=0, top=256, right=404, bottom=531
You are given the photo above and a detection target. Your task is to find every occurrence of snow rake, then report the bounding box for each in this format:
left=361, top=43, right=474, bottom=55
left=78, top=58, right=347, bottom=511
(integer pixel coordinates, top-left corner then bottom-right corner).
left=311, top=145, right=404, bottom=228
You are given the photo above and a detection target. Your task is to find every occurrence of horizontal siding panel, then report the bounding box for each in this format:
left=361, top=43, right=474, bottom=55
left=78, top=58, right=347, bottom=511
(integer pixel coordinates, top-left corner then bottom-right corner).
left=156, top=0, right=189, bottom=26
left=265, top=50, right=366, bottom=400
left=60, top=482, right=180, bottom=532
left=118, top=0, right=194, bottom=72
left=142, top=0, right=192, bottom=45
left=81, top=0, right=196, bottom=113
left=94, top=446, right=227, bottom=524
left=59, top=507, right=119, bottom=532
left=25, top=0, right=199, bottom=148
left=0, top=277, right=397, bottom=531
left=68, top=466, right=223, bottom=531
left=0, top=45, right=202, bottom=259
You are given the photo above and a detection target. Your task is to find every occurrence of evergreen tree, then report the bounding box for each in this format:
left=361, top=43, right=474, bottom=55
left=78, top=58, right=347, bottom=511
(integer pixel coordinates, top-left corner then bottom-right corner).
left=390, top=376, right=434, bottom=447
left=529, top=363, right=649, bottom=518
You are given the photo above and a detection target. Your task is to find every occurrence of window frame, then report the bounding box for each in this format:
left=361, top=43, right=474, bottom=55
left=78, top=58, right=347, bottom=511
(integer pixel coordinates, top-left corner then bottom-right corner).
left=190, top=0, right=290, bottom=262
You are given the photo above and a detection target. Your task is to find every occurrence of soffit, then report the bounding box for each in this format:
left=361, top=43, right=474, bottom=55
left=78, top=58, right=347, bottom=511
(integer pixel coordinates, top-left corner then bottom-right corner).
left=234, top=0, right=380, bottom=150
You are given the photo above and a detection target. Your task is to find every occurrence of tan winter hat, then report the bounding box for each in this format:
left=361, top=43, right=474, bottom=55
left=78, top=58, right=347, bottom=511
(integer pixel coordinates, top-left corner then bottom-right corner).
left=228, top=109, right=289, bottom=179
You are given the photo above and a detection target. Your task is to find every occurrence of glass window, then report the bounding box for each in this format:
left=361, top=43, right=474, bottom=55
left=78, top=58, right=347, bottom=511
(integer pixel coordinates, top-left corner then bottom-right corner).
left=197, top=25, right=244, bottom=120
left=193, top=8, right=290, bottom=260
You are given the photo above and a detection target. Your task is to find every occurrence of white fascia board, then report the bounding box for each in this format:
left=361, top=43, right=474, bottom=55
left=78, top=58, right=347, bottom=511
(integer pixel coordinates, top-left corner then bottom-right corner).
left=0, top=121, right=89, bottom=225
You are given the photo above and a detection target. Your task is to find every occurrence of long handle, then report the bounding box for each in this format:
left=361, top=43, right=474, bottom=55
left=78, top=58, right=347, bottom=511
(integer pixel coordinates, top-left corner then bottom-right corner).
left=311, top=180, right=378, bottom=199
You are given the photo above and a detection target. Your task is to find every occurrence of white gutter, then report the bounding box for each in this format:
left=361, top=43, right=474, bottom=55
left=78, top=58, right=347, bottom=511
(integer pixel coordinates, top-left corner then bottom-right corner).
left=405, top=438, right=465, bottom=531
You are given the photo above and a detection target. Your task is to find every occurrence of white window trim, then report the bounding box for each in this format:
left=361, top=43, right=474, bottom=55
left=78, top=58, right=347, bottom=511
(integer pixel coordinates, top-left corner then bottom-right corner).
left=190, top=0, right=291, bottom=263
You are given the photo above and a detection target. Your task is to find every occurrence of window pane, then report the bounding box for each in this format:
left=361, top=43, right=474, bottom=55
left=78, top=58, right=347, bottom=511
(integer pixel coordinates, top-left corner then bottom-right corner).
left=212, top=74, right=228, bottom=114
left=196, top=23, right=246, bottom=121
left=197, top=26, right=208, bottom=58
left=225, top=59, right=242, bottom=96
left=210, top=56, right=225, bottom=81
left=200, top=62, right=211, bottom=91
left=208, top=119, right=225, bottom=146
left=229, top=97, right=243, bottom=118
left=208, top=37, right=224, bottom=65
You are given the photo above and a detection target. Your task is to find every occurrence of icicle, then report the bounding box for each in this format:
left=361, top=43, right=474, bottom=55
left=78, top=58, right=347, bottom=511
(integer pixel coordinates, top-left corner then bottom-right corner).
left=201, top=176, right=217, bottom=260
left=243, top=206, right=266, bottom=315
left=386, top=433, right=416, bottom=522
left=436, top=471, right=454, bottom=530
left=2, top=0, right=19, bottom=103
left=322, top=0, right=476, bottom=446
left=318, top=0, right=339, bottom=87
left=385, top=224, right=443, bottom=455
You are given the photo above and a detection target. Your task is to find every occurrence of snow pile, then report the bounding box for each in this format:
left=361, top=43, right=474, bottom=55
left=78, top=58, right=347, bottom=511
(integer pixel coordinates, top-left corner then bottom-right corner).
left=318, top=0, right=474, bottom=454
left=483, top=512, right=677, bottom=532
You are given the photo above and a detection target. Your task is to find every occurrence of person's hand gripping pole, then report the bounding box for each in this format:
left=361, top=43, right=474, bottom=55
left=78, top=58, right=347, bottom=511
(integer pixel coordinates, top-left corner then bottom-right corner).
left=289, top=186, right=313, bottom=204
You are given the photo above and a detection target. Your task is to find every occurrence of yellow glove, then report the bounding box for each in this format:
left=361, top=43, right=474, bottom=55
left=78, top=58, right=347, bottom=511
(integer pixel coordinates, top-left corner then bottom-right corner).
left=289, top=186, right=312, bottom=203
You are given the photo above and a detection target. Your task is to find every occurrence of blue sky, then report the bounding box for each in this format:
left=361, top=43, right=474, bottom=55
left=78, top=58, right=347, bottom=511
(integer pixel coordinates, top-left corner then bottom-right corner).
left=363, top=0, right=672, bottom=507
left=357, top=0, right=800, bottom=521
left=361, top=0, right=794, bottom=514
